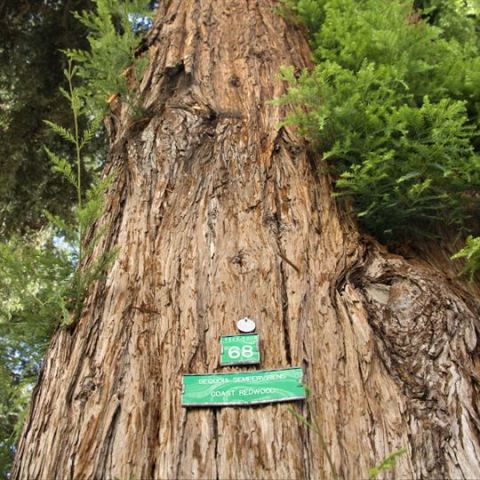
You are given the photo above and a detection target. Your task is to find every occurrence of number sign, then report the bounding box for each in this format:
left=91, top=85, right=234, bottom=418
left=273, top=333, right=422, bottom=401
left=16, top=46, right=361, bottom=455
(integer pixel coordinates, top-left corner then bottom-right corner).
left=220, top=334, right=260, bottom=366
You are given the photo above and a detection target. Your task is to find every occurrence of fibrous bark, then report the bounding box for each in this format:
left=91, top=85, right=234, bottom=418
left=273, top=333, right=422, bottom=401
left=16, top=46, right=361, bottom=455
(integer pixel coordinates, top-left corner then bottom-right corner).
left=12, top=1, right=480, bottom=479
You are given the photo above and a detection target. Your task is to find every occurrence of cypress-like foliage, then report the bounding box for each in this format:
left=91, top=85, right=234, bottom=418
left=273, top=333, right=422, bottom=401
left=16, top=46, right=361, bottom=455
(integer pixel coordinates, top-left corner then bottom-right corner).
left=279, top=0, right=480, bottom=272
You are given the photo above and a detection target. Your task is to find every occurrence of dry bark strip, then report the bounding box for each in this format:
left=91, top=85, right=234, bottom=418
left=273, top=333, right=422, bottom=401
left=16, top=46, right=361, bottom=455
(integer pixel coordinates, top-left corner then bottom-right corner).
left=12, top=1, right=480, bottom=478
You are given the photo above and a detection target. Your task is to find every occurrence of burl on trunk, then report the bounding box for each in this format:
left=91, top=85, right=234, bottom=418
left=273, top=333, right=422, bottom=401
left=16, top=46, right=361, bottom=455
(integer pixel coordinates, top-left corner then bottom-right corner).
left=12, top=1, right=480, bottom=479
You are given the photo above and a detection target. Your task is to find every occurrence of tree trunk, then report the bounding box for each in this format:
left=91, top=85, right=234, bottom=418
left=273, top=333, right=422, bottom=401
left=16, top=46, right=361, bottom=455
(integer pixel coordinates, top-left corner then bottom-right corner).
left=12, top=1, right=480, bottom=478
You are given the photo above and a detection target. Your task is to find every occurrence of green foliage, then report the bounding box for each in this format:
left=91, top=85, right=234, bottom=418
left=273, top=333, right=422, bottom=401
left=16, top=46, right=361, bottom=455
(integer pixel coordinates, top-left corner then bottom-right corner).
left=44, top=61, right=116, bottom=326
left=451, top=235, right=480, bottom=280
left=414, top=0, right=480, bottom=42
left=289, top=406, right=340, bottom=480
left=66, top=0, right=152, bottom=119
left=0, top=58, right=116, bottom=472
left=0, top=236, right=73, bottom=337
left=278, top=0, right=325, bottom=33
left=368, top=447, right=407, bottom=479
left=0, top=0, right=97, bottom=237
left=278, top=0, right=480, bottom=275
left=0, top=356, right=31, bottom=476
left=0, top=232, right=72, bottom=476
left=0, top=0, right=149, bottom=236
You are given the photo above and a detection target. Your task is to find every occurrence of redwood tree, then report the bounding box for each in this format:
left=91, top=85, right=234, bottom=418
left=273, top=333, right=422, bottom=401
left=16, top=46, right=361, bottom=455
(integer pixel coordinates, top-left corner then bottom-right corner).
left=12, top=1, right=480, bottom=478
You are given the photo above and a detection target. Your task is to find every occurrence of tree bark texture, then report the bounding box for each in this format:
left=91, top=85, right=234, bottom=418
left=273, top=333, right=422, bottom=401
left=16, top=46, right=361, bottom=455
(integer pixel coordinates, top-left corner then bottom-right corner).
left=12, top=1, right=480, bottom=479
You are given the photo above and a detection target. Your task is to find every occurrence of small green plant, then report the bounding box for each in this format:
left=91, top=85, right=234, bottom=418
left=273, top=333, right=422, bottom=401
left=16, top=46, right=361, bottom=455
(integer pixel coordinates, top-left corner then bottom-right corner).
left=289, top=397, right=406, bottom=480
left=451, top=235, right=480, bottom=280
left=289, top=405, right=341, bottom=480
left=368, top=447, right=407, bottom=479
left=44, top=60, right=116, bottom=325
left=65, top=0, right=152, bottom=119
left=0, top=234, right=73, bottom=337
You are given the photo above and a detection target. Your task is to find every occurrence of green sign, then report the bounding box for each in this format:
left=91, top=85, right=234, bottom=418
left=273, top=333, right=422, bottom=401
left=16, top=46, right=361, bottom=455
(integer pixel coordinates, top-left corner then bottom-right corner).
left=220, top=334, right=260, bottom=366
left=182, top=368, right=306, bottom=407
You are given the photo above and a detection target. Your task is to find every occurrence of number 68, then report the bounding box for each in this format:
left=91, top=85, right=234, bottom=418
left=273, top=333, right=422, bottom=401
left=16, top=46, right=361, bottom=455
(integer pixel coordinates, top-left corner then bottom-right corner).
left=228, top=345, right=254, bottom=359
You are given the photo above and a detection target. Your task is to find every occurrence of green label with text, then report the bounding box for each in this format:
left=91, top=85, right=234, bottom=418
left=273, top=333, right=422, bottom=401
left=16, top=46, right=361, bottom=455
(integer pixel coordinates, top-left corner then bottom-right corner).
left=182, top=368, right=306, bottom=407
left=220, top=334, right=260, bottom=366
